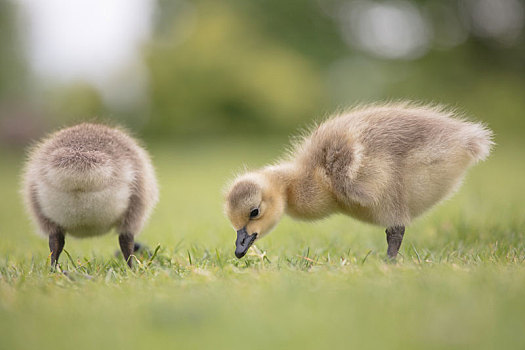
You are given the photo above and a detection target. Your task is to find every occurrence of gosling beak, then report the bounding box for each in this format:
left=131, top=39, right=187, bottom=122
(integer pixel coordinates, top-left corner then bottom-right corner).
left=235, top=227, right=257, bottom=259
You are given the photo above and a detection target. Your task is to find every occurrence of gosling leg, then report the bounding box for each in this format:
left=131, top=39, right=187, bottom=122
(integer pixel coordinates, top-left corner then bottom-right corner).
left=385, top=226, right=405, bottom=260
left=114, top=242, right=144, bottom=258
left=49, top=228, right=65, bottom=267
left=119, top=232, right=135, bottom=268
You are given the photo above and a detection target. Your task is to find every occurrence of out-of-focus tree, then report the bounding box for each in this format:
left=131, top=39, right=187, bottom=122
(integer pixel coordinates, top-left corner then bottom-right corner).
left=145, top=0, right=325, bottom=136
left=0, top=0, right=41, bottom=147
left=231, top=0, right=348, bottom=64
left=144, top=0, right=525, bottom=138
left=2, top=0, right=525, bottom=143
left=0, top=0, right=26, bottom=99
left=1, top=0, right=107, bottom=145
left=41, top=82, right=106, bottom=126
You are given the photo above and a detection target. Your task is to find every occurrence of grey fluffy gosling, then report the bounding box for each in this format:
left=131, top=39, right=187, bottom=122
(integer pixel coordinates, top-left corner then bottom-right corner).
left=23, top=123, right=159, bottom=267
left=225, top=103, right=493, bottom=259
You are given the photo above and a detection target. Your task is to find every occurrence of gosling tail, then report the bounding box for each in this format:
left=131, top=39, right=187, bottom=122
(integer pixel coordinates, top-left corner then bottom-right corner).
left=47, top=148, right=114, bottom=191
left=464, top=122, right=494, bottom=163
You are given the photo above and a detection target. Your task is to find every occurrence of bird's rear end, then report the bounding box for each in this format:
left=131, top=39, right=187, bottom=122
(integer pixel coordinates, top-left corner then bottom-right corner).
left=462, top=122, right=494, bottom=163
left=22, top=122, right=158, bottom=268
left=45, top=148, right=115, bottom=192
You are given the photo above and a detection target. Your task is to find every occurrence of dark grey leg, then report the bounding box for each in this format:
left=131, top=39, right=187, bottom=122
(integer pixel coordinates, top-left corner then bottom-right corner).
left=119, top=233, right=135, bottom=268
left=114, top=242, right=144, bottom=258
left=49, top=228, right=65, bottom=267
left=386, top=226, right=405, bottom=259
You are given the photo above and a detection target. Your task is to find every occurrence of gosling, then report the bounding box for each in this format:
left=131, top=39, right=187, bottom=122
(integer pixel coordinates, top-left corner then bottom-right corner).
left=225, top=102, right=493, bottom=259
left=22, top=123, right=159, bottom=267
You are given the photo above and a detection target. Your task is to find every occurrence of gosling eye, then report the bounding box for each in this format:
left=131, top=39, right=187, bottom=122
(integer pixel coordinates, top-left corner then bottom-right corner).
left=249, top=208, right=259, bottom=218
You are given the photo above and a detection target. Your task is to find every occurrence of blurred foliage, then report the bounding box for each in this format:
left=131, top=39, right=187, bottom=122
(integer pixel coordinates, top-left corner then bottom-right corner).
left=144, top=0, right=525, bottom=139
left=0, top=0, right=524, bottom=143
left=229, top=0, right=348, bottom=64
left=145, top=1, right=324, bottom=136
left=41, top=82, right=106, bottom=125
left=0, top=0, right=25, bottom=99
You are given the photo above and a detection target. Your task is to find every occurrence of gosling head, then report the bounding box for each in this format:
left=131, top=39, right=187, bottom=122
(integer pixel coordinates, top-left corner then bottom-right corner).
left=224, top=172, right=285, bottom=258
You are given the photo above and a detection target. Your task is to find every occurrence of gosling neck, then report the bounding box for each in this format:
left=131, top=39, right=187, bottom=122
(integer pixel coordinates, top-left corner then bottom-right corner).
left=261, top=162, right=295, bottom=202
left=262, top=163, right=335, bottom=220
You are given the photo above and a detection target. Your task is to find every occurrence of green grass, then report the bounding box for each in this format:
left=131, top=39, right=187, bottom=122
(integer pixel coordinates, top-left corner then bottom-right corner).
left=1, top=137, right=524, bottom=350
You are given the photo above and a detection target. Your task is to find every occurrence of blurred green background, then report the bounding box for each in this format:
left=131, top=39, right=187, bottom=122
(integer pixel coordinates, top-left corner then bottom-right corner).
left=1, top=0, right=525, bottom=349
left=1, top=0, right=524, bottom=144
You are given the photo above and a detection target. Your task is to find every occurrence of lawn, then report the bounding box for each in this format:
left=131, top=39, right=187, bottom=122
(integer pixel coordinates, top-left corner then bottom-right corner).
left=1, top=136, right=524, bottom=350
